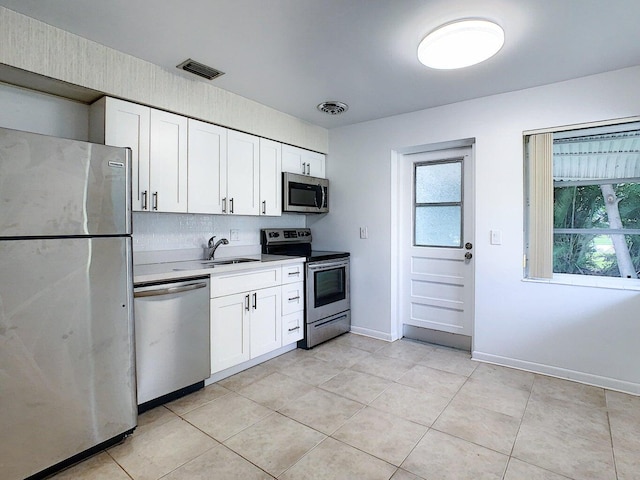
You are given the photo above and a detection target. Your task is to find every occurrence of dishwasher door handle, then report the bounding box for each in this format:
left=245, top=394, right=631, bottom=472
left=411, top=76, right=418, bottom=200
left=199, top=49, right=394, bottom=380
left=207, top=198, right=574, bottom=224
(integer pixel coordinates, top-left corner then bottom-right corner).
left=134, top=282, right=208, bottom=298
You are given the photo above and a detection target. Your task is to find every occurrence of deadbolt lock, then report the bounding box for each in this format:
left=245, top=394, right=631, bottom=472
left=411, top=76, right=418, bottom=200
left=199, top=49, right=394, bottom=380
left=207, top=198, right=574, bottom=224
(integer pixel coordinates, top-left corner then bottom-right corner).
left=465, top=242, right=473, bottom=250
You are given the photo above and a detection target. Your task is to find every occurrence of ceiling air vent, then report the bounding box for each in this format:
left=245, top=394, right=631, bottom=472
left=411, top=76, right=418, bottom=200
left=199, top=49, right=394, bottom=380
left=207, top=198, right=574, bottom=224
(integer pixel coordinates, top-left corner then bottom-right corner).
left=317, top=101, right=348, bottom=115
left=176, top=58, right=225, bottom=80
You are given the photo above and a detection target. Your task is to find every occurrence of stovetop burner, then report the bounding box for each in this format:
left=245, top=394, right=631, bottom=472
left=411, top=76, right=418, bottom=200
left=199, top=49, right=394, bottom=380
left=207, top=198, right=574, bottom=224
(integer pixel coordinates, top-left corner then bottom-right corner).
left=307, top=250, right=350, bottom=262
left=260, top=228, right=349, bottom=262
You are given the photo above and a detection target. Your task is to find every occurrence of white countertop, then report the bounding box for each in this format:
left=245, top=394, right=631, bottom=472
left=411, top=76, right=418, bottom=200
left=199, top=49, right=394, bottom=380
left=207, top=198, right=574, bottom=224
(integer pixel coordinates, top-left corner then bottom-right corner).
left=134, top=254, right=305, bottom=284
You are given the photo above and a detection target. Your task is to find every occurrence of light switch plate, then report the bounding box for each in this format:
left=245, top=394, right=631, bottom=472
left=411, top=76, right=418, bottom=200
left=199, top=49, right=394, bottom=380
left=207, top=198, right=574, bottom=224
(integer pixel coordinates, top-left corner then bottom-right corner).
left=230, top=229, right=239, bottom=241
left=360, top=227, right=368, bottom=239
left=490, top=230, right=502, bottom=245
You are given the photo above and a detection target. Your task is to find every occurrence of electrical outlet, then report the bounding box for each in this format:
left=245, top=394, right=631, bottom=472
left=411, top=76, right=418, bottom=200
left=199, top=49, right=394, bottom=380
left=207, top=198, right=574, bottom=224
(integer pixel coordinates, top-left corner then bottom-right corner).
left=230, top=229, right=239, bottom=241
left=360, top=226, right=368, bottom=239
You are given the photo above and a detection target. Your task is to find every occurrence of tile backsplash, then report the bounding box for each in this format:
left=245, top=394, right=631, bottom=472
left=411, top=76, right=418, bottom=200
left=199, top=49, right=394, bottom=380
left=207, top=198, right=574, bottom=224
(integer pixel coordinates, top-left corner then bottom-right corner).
left=133, top=212, right=305, bottom=253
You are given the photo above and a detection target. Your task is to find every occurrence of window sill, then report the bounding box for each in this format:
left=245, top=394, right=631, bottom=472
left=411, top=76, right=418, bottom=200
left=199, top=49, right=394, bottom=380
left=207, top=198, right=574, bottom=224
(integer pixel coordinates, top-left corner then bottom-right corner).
left=523, top=273, right=640, bottom=292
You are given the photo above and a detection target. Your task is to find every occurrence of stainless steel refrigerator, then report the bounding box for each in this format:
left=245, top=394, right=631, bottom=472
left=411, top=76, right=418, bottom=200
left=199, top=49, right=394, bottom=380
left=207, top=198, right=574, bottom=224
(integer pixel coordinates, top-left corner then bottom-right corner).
left=0, top=127, right=137, bottom=480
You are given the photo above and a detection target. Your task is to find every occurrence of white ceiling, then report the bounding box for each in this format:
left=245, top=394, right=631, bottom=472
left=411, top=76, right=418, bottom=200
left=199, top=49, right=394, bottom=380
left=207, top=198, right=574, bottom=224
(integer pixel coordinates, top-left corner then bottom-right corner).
left=2, top=0, right=640, bottom=129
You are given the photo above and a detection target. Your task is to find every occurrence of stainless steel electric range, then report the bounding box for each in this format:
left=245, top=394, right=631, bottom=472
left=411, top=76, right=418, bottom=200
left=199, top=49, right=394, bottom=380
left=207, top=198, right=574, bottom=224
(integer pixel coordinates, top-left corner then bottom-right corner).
left=261, top=228, right=350, bottom=348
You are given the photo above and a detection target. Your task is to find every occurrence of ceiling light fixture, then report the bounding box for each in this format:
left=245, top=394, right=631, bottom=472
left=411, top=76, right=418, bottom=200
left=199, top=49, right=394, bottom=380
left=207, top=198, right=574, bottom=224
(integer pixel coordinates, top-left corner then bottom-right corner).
left=417, top=19, right=504, bottom=70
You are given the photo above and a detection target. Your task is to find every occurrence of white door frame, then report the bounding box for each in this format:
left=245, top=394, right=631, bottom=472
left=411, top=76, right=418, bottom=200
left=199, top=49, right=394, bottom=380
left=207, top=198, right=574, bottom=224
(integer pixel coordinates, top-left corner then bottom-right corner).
left=390, top=138, right=476, bottom=343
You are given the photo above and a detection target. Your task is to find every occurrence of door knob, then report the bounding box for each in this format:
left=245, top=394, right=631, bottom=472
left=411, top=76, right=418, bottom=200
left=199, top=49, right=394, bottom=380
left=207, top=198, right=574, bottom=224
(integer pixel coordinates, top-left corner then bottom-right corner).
left=465, top=252, right=473, bottom=260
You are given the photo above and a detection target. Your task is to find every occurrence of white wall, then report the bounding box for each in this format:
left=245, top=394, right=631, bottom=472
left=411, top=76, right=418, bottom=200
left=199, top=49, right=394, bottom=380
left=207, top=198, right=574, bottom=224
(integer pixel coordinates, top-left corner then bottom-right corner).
left=0, top=82, right=89, bottom=140
left=313, top=66, right=640, bottom=394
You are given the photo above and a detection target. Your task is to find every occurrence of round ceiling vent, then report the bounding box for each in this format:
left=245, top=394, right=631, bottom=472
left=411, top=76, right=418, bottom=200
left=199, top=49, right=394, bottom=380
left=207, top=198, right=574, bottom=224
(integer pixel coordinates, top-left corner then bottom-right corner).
left=317, top=101, right=349, bottom=115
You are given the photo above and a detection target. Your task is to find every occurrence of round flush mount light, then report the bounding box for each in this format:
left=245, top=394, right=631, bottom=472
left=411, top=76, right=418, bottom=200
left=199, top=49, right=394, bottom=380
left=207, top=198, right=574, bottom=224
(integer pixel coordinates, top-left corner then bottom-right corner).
left=418, top=19, right=504, bottom=69
left=317, top=101, right=349, bottom=115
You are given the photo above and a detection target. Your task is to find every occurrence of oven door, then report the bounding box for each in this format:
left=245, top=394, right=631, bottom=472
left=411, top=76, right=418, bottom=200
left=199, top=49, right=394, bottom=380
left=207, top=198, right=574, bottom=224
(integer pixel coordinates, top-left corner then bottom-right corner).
left=306, top=258, right=350, bottom=323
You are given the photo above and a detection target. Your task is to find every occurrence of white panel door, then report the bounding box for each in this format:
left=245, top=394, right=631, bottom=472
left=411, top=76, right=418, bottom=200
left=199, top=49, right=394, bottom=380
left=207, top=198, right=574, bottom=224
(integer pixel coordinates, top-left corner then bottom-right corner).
left=149, top=109, right=188, bottom=212
left=402, top=147, right=474, bottom=336
left=103, top=98, right=150, bottom=211
left=187, top=119, right=227, bottom=214
left=259, top=138, right=282, bottom=216
left=227, top=130, right=259, bottom=215
left=250, top=286, right=282, bottom=358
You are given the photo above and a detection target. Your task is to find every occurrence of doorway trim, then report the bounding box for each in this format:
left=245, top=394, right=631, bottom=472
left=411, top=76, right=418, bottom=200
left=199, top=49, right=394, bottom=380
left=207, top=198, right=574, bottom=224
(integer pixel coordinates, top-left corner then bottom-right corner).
left=390, top=137, right=476, bottom=343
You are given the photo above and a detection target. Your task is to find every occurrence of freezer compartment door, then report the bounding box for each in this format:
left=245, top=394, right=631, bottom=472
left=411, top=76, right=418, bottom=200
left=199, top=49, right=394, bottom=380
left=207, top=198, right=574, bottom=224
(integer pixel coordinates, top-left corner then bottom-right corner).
left=0, top=127, right=131, bottom=237
left=0, top=237, right=136, bottom=480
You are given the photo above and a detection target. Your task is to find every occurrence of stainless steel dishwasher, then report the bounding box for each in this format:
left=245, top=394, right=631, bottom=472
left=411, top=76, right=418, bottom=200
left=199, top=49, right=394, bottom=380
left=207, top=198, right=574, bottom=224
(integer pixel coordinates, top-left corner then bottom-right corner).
left=133, top=276, right=210, bottom=410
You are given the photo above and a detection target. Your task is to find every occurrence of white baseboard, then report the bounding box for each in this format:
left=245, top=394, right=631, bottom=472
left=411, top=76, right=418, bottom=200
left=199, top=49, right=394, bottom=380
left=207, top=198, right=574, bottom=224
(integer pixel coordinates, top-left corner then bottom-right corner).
left=349, top=326, right=394, bottom=342
left=205, top=343, right=297, bottom=385
left=472, top=351, right=640, bottom=396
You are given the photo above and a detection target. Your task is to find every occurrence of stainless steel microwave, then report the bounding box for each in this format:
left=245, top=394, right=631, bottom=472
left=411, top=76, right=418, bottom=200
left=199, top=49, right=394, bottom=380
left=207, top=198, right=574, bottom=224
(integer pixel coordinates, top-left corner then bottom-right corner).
left=282, top=172, right=329, bottom=214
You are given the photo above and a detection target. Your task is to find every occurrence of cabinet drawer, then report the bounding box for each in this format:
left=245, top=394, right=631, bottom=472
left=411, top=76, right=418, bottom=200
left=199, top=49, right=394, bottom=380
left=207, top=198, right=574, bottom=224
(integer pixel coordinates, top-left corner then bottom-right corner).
left=282, top=281, right=304, bottom=316
left=282, top=311, right=304, bottom=344
left=282, top=263, right=304, bottom=284
left=211, top=266, right=281, bottom=298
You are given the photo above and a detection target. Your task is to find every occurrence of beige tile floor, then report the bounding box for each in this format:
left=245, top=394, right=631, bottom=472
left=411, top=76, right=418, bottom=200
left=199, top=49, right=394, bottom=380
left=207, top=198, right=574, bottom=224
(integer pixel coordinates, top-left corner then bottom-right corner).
left=51, top=334, right=639, bottom=480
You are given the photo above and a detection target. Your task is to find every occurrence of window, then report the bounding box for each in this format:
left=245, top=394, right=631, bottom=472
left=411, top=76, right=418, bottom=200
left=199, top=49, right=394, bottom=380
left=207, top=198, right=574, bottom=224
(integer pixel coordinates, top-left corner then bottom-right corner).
left=525, top=120, right=640, bottom=283
left=414, top=159, right=463, bottom=247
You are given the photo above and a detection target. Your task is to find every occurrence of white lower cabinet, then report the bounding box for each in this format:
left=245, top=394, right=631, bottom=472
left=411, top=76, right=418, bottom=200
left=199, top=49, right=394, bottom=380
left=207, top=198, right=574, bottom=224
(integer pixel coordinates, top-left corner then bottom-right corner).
left=282, top=311, right=304, bottom=344
left=210, top=264, right=303, bottom=375
left=282, top=280, right=304, bottom=343
left=210, top=292, right=250, bottom=373
left=250, top=286, right=282, bottom=358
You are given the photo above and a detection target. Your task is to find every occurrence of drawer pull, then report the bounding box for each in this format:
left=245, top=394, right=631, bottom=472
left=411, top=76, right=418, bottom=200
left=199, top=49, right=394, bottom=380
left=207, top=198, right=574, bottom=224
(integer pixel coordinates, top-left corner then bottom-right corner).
left=288, top=326, right=300, bottom=332
left=288, top=296, right=300, bottom=302
left=287, top=271, right=300, bottom=276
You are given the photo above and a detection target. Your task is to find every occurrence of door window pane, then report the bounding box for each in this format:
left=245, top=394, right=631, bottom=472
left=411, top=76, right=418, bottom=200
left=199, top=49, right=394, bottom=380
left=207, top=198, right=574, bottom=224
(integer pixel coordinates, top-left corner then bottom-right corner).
left=416, top=162, right=461, bottom=203
left=415, top=206, right=461, bottom=247
left=414, top=159, right=463, bottom=247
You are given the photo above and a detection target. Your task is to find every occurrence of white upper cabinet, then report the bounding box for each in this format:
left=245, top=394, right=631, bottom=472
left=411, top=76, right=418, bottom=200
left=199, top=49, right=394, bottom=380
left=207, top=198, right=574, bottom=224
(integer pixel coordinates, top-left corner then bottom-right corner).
left=92, top=97, right=323, bottom=216
left=91, top=97, right=188, bottom=213
left=282, top=144, right=325, bottom=178
left=226, top=130, right=260, bottom=215
left=259, top=138, right=282, bottom=216
left=90, top=97, right=151, bottom=211
left=149, top=110, right=188, bottom=213
left=187, top=119, right=227, bottom=214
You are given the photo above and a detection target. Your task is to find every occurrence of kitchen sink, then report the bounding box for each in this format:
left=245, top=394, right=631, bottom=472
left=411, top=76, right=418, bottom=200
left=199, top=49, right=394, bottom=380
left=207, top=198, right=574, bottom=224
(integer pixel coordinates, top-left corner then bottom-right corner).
left=200, top=258, right=260, bottom=266
left=172, top=258, right=260, bottom=271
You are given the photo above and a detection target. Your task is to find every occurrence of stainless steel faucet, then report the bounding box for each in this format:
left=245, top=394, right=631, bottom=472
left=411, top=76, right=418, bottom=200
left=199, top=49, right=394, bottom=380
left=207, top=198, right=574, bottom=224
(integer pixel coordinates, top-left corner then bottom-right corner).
left=207, top=236, right=229, bottom=260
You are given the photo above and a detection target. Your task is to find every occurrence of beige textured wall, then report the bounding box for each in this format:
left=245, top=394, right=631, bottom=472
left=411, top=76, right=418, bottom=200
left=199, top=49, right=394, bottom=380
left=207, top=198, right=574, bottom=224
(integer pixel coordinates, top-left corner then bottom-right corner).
left=0, top=7, right=328, bottom=153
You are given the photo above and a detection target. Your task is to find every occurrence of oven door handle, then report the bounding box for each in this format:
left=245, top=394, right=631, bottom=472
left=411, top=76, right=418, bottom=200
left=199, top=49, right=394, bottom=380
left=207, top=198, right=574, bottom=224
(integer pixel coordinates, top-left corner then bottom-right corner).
left=307, top=261, right=349, bottom=271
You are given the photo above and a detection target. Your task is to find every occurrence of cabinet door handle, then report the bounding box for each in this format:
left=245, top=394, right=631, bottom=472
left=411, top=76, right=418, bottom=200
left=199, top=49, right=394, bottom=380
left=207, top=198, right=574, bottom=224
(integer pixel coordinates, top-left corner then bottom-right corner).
left=288, top=326, right=300, bottom=332
left=252, top=292, right=257, bottom=309
left=245, top=294, right=250, bottom=311
left=262, top=200, right=266, bottom=214
left=141, top=190, right=148, bottom=210
left=230, top=197, right=234, bottom=214
left=288, top=271, right=300, bottom=277
left=306, top=163, right=310, bottom=175
left=222, top=197, right=227, bottom=213
left=152, top=192, right=158, bottom=210
left=302, top=162, right=306, bottom=175
left=288, top=296, right=300, bottom=302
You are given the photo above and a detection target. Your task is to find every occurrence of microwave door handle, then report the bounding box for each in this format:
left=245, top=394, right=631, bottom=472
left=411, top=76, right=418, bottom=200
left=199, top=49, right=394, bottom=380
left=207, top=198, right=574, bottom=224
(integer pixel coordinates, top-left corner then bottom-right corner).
left=315, top=184, right=323, bottom=209
left=321, top=184, right=326, bottom=209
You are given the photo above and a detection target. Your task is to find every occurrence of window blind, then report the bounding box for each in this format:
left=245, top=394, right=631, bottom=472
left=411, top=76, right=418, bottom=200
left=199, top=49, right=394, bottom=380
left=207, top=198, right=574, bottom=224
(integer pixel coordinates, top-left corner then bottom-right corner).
left=527, top=133, right=553, bottom=278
